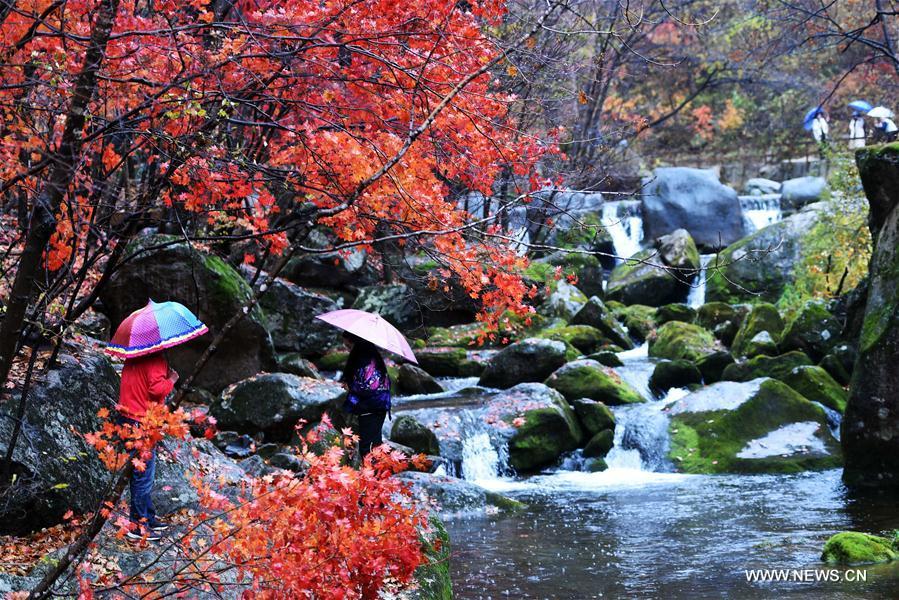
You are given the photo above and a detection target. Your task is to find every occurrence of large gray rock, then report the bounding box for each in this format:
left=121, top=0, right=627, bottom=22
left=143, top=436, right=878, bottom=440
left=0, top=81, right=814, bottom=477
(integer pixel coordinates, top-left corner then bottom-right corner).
left=606, top=229, right=700, bottom=306
left=780, top=176, right=827, bottom=213
left=101, top=235, right=276, bottom=392
left=641, top=167, right=745, bottom=249
left=571, top=296, right=633, bottom=349
left=745, top=178, right=781, bottom=195
left=352, top=284, right=419, bottom=331
left=0, top=346, right=118, bottom=534
left=396, top=471, right=523, bottom=517
left=247, top=269, right=341, bottom=355
left=539, top=280, right=588, bottom=320
left=478, top=338, right=569, bottom=389
left=396, top=363, right=443, bottom=396
left=843, top=145, right=899, bottom=488
left=706, top=206, right=823, bottom=304
left=282, top=227, right=376, bottom=289
left=210, top=373, right=345, bottom=440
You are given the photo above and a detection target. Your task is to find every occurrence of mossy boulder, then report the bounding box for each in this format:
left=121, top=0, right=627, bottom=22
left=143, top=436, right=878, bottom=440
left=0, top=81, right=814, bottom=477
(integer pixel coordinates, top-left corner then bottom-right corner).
left=731, top=303, right=785, bottom=357
left=536, top=324, right=607, bottom=354
left=695, top=351, right=736, bottom=384
left=390, top=415, right=441, bottom=455
left=478, top=338, right=568, bottom=389
left=780, top=300, right=842, bottom=361
left=539, top=280, right=588, bottom=320
left=277, top=353, right=323, bottom=380
left=571, top=398, right=616, bottom=436
left=410, top=516, right=454, bottom=600
left=667, top=378, right=841, bottom=474
left=607, top=249, right=688, bottom=307
left=396, top=364, right=444, bottom=396
left=721, top=351, right=814, bottom=382
left=819, top=351, right=852, bottom=386
left=398, top=471, right=524, bottom=517
left=589, top=350, right=624, bottom=367
left=705, top=208, right=823, bottom=304
left=649, top=321, right=718, bottom=362
left=612, top=304, right=657, bottom=341
left=506, top=396, right=584, bottom=472
left=316, top=350, right=349, bottom=371
left=649, top=360, right=702, bottom=395
left=211, top=374, right=345, bottom=441
left=543, top=251, right=606, bottom=298
left=100, top=235, right=276, bottom=392
left=740, top=330, right=780, bottom=358
left=417, top=347, right=482, bottom=378
left=571, top=296, right=633, bottom=349
left=696, top=302, right=748, bottom=346
left=780, top=365, right=848, bottom=413
left=821, top=532, right=899, bottom=565
left=583, top=429, right=615, bottom=458
left=655, top=303, right=696, bottom=325
left=544, top=359, right=645, bottom=405
left=352, top=284, right=420, bottom=331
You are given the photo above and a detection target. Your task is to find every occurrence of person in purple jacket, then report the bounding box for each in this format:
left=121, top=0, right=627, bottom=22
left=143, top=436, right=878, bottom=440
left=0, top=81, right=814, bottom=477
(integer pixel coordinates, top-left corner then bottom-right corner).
left=340, top=333, right=391, bottom=458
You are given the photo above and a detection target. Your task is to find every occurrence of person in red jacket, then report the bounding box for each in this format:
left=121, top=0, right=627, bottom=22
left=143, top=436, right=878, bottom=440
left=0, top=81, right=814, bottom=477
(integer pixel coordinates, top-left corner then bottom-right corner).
left=117, top=351, right=178, bottom=541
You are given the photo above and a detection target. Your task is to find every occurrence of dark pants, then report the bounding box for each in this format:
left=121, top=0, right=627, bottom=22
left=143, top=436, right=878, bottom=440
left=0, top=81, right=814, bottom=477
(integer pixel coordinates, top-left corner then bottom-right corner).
left=118, top=416, right=157, bottom=525
left=357, top=411, right=387, bottom=458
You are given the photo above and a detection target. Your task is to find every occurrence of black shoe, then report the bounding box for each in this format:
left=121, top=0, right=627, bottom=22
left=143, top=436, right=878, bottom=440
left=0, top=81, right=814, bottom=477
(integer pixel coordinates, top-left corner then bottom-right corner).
left=126, top=527, right=161, bottom=542
left=148, top=519, right=170, bottom=533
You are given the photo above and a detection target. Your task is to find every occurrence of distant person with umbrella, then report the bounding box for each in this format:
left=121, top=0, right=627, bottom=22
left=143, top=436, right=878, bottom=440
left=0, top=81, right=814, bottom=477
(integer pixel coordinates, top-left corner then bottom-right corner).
left=869, top=106, right=898, bottom=142
left=315, top=309, right=418, bottom=459
left=810, top=110, right=829, bottom=157
left=106, top=300, right=208, bottom=541
left=848, top=101, right=871, bottom=148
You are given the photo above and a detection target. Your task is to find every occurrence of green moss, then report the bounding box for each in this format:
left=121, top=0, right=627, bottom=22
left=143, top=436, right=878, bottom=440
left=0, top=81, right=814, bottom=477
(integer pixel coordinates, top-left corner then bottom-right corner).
left=780, top=365, right=848, bottom=413
left=508, top=406, right=583, bottom=471
left=656, top=303, right=696, bottom=324
left=821, top=532, right=899, bottom=565
left=317, top=350, right=349, bottom=371
left=571, top=398, right=616, bottom=435
left=485, top=491, right=527, bottom=512
left=583, top=429, right=615, bottom=458
left=554, top=212, right=609, bottom=249
left=545, top=360, right=644, bottom=405
left=536, top=324, right=606, bottom=354
left=613, top=304, right=657, bottom=341
left=668, top=379, right=841, bottom=474
left=649, top=321, right=717, bottom=361
left=731, top=303, right=784, bottom=357
left=416, top=347, right=469, bottom=377
left=721, top=351, right=814, bottom=382
left=412, top=516, right=453, bottom=600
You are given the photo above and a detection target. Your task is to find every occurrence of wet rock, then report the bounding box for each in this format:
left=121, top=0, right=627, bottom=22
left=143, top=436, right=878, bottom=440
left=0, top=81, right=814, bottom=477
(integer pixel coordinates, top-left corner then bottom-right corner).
left=821, top=532, right=899, bottom=565
left=74, top=308, right=111, bottom=340
left=571, top=398, right=616, bottom=436
left=696, top=302, right=748, bottom=346
left=417, top=347, right=483, bottom=378
left=571, top=296, right=633, bottom=349
left=819, top=348, right=853, bottom=386
left=545, top=359, right=645, bottom=405
left=745, top=178, right=781, bottom=195
left=641, top=167, right=745, bottom=249
left=352, top=284, right=420, bottom=331
left=667, top=378, right=841, bottom=474
left=649, top=321, right=718, bottom=362
left=606, top=230, right=699, bottom=307
left=277, top=353, right=323, bottom=379
left=780, top=176, right=826, bottom=213
left=536, top=324, right=607, bottom=354
left=240, top=455, right=277, bottom=478
left=390, top=415, right=441, bottom=455
left=779, top=300, right=841, bottom=361
left=268, top=452, right=306, bottom=473
left=589, top=350, right=624, bottom=367
left=0, top=346, right=118, bottom=534
left=100, top=235, right=276, bottom=392
left=251, top=272, right=341, bottom=355
left=397, top=471, right=524, bottom=517
left=539, top=280, right=588, bottom=320
left=780, top=365, right=848, bottom=413
left=282, top=228, right=375, bottom=289
left=316, top=349, right=349, bottom=371
left=706, top=208, right=823, bottom=304
left=610, top=303, right=657, bottom=341
left=396, top=364, right=443, bottom=396
left=731, top=303, right=784, bottom=357
left=650, top=360, right=702, bottom=394
left=478, top=338, right=568, bottom=389
left=542, top=252, right=606, bottom=298
left=695, top=351, right=736, bottom=384
left=655, top=303, right=696, bottom=325
left=210, top=373, right=345, bottom=440
left=411, top=516, right=455, bottom=600
left=583, top=429, right=614, bottom=458
left=721, top=351, right=813, bottom=382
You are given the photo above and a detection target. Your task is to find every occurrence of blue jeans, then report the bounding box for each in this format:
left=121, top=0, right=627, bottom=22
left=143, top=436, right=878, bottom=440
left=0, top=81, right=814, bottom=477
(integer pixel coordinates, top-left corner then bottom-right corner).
left=118, top=416, right=157, bottom=525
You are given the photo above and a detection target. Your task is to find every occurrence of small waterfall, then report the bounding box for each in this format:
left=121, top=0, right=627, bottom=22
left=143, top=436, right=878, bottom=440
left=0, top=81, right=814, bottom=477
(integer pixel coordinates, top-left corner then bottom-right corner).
left=601, top=201, right=643, bottom=262
left=461, top=431, right=506, bottom=482
left=605, top=388, right=688, bottom=472
left=686, top=254, right=715, bottom=308
left=740, top=194, right=782, bottom=232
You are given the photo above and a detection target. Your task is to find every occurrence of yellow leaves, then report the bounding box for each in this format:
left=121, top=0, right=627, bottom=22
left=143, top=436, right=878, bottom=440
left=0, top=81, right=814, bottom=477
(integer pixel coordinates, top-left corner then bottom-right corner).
left=578, top=90, right=589, bottom=105
left=506, top=64, right=518, bottom=77
left=717, top=98, right=744, bottom=131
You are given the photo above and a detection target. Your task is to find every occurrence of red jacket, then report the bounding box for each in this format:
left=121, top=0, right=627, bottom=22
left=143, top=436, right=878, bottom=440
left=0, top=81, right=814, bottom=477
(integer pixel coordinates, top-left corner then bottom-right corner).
left=118, top=353, right=174, bottom=419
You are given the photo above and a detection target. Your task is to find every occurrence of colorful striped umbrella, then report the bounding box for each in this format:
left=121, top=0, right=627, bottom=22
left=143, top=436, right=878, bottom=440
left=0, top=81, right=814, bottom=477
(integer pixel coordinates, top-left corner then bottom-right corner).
left=106, top=300, right=208, bottom=359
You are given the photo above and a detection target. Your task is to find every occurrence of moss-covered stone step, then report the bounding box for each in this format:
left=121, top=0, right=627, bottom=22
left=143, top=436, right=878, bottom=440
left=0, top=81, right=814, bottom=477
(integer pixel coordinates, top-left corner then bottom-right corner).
left=821, top=532, right=899, bottom=565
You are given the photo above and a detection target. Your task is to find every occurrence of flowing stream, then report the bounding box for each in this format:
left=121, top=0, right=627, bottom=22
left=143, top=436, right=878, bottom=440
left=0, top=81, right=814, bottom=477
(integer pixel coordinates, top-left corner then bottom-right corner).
left=601, top=201, right=643, bottom=262
left=393, top=345, right=899, bottom=599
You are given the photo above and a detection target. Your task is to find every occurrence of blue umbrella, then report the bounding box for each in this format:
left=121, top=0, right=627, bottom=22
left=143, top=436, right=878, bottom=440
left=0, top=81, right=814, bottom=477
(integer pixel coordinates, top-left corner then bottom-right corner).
left=848, top=100, right=872, bottom=113
left=803, top=107, right=822, bottom=131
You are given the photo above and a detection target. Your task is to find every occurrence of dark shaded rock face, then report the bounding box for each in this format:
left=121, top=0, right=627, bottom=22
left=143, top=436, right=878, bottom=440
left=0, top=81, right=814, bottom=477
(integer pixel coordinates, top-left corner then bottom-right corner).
left=0, top=346, right=119, bottom=534
left=606, top=229, right=700, bottom=307
left=282, top=228, right=376, bottom=289
left=641, top=167, right=745, bottom=250
left=478, top=338, right=568, bottom=389
left=101, top=235, right=276, bottom=392
left=843, top=144, right=899, bottom=488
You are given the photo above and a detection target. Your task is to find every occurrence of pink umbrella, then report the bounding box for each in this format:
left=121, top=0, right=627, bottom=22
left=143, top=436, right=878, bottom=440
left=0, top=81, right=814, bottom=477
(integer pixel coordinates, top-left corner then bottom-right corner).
left=315, top=309, right=417, bottom=364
